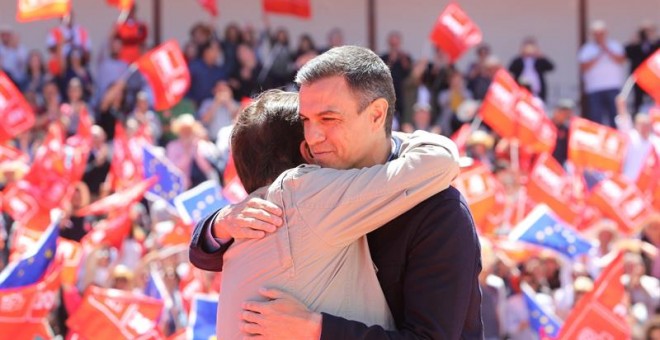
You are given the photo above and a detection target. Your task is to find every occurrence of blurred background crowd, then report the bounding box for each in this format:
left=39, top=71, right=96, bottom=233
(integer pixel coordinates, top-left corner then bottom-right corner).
left=0, top=1, right=659, bottom=339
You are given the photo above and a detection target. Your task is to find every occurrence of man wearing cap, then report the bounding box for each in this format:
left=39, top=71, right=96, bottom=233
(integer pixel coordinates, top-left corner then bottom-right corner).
left=578, top=20, right=626, bottom=128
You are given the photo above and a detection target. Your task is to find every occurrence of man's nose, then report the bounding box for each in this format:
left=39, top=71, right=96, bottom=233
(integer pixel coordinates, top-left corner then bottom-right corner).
left=305, top=123, right=325, bottom=145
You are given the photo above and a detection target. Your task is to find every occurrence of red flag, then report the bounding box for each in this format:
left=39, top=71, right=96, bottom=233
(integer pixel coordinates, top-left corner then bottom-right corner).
left=0, top=266, right=61, bottom=328
left=81, top=213, right=132, bottom=250
left=479, top=71, right=555, bottom=153
left=66, top=286, right=164, bottom=340
left=588, top=175, right=652, bottom=235
left=453, top=164, right=506, bottom=236
left=76, top=177, right=157, bottom=216
left=135, top=40, right=190, bottom=111
left=559, top=252, right=630, bottom=339
left=429, top=3, right=482, bottom=62
left=16, top=0, right=70, bottom=22
left=106, top=0, right=134, bottom=11
left=0, top=71, right=35, bottom=142
left=568, top=117, right=628, bottom=173
left=526, top=153, right=582, bottom=225
left=633, top=49, right=660, bottom=104
left=263, top=0, right=311, bottom=18
left=56, top=238, right=83, bottom=286
left=109, top=123, right=144, bottom=191
left=636, top=148, right=660, bottom=196
left=514, top=90, right=556, bottom=153
left=2, top=180, right=53, bottom=232
left=479, top=69, right=521, bottom=139
left=197, top=0, right=218, bottom=16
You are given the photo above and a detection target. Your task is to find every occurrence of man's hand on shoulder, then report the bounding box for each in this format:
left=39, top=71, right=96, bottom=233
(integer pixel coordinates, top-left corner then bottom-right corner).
left=213, top=197, right=284, bottom=240
left=241, top=288, right=322, bottom=339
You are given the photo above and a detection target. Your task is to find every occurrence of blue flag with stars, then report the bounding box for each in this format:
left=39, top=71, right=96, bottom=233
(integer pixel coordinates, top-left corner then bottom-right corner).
left=0, top=221, right=59, bottom=289
left=521, top=283, right=563, bottom=339
left=142, top=144, right=185, bottom=210
left=188, top=295, right=218, bottom=340
left=174, top=180, right=229, bottom=225
left=509, top=204, right=593, bottom=259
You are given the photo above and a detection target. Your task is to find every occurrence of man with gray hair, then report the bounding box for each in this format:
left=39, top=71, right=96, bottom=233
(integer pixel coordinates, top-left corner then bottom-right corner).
left=190, top=45, right=483, bottom=339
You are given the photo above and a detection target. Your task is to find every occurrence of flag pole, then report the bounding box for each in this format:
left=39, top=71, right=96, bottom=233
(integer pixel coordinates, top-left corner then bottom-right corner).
left=618, top=75, right=636, bottom=101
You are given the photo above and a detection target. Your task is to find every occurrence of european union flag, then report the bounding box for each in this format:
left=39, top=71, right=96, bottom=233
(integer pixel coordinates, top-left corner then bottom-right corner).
left=509, top=204, right=593, bottom=259
left=188, top=295, right=218, bottom=340
left=142, top=144, right=185, bottom=210
left=174, top=180, right=229, bottom=225
left=0, top=221, right=59, bottom=289
left=521, top=284, right=563, bottom=339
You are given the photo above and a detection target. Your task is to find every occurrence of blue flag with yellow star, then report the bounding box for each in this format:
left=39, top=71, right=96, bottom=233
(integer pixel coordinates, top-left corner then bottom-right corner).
left=509, top=204, right=593, bottom=259
left=189, top=294, right=218, bottom=340
left=521, top=283, right=563, bottom=339
left=0, top=221, right=59, bottom=289
left=142, top=144, right=185, bottom=210
left=174, top=180, right=229, bottom=225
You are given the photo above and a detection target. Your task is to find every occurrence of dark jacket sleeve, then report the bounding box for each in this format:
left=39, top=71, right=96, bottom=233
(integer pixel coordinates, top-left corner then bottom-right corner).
left=536, top=57, right=554, bottom=72
left=320, top=193, right=483, bottom=339
left=189, top=210, right=233, bottom=272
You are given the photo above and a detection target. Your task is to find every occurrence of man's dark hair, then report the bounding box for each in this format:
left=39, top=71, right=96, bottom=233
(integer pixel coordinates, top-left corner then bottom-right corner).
left=231, top=90, right=305, bottom=193
left=294, top=45, right=396, bottom=136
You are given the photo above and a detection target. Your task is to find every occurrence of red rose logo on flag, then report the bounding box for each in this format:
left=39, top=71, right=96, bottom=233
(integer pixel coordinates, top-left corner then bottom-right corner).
left=263, top=0, right=311, bottom=19
left=136, top=40, right=190, bottom=111
left=0, top=72, right=35, bottom=143
left=429, top=3, right=482, bottom=62
left=633, top=50, right=660, bottom=103
left=16, top=0, right=71, bottom=22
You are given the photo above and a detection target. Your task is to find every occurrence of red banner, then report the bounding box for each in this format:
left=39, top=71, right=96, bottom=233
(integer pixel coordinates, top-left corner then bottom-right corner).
left=109, top=123, right=144, bottom=191
left=106, top=0, right=134, bottom=10
left=453, top=164, right=506, bottom=236
left=82, top=213, right=132, bottom=250
left=0, top=267, right=61, bottom=325
left=0, top=71, right=35, bottom=142
left=197, top=0, right=218, bottom=16
left=429, top=3, right=482, bottom=62
left=263, top=0, right=311, bottom=18
left=568, top=117, right=628, bottom=173
left=588, top=175, right=652, bottom=235
left=135, top=40, right=190, bottom=111
left=16, top=0, right=71, bottom=22
left=636, top=148, right=660, bottom=197
left=66, top=286, right=164, bottom=340
left=559, top=252, right=630, bottom=339
left=2, top=180, right=53, bottom=232
left=526, top=153, right=582, bottom=225
left=479, top=69, right=520, bottom=139
left=633, top=49, right=660, bottom=104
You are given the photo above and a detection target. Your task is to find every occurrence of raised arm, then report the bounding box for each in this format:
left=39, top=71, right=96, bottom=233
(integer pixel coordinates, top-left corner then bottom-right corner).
left=291, top=130, right=459, bottom=247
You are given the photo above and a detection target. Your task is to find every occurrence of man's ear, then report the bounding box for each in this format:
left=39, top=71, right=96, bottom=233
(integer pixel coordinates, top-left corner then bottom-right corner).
left=300, top=141, right=315, bottom=164
left=368, top=98, right=388, bottom=132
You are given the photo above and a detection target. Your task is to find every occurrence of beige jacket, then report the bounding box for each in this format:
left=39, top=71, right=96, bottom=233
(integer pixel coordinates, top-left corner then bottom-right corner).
left=217, top=131, right=460, bottom=339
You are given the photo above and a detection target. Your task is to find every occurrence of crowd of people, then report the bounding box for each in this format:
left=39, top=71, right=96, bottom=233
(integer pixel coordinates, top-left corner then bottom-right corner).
left=0, top=5, right=660, bottom=339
